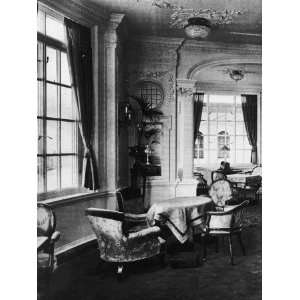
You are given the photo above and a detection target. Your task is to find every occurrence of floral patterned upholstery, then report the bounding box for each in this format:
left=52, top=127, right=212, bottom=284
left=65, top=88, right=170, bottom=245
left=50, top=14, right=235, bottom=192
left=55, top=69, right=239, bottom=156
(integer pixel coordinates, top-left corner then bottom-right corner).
left=86, top=208, right=163, bottom=263
left=209, top=179, right=233, bottom=208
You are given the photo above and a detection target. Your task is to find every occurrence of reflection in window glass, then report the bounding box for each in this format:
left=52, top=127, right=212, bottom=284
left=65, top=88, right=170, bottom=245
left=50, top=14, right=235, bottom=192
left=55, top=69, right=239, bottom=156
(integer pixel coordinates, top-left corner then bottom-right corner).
left=46, top=121, right=58, bottom=154
left=61, top=87, right=73, bottom=119
left=46, top=46, right=57, bottom=82
left=61, top=156, right=77, bottom=188
left=46, top=83, right=58, bottom=117
left=61, top=53, right=71, bottom=85
left=38, top=81, right=43, bottom=116
left=47, top=156, right=58, bottom=191
left=38, top=157, right=44, bottom=193
left=61, top=122, right=74, bottom=153
left=37, top=42, right=44, bottom=79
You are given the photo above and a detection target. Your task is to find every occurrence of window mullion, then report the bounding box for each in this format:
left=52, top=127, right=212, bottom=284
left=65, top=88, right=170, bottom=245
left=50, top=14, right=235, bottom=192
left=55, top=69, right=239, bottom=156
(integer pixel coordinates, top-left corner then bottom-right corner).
left=57, top=49, right=62, bottom=190
left=42, top=40, right=47, bottom=193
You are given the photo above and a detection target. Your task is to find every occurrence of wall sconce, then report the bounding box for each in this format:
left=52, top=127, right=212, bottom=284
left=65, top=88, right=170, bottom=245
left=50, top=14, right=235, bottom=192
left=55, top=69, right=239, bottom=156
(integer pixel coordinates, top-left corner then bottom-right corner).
left=119, top=102, right=134, bottom=127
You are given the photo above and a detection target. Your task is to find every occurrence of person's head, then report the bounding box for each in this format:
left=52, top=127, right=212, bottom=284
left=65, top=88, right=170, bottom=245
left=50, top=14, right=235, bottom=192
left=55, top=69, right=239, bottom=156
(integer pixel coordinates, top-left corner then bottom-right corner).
left=224, top=162, right=231, bottom=170
left=220, top=161, right=225, bottom=169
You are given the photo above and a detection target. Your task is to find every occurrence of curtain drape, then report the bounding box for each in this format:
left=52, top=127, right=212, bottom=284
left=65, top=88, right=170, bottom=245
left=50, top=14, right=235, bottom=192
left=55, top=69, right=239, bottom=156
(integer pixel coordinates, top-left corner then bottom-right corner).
left=64, top=18, right=99, bottom=190
left=241, top=94, right=258, bottom=164
left=194, top=93, right=204, bottom=143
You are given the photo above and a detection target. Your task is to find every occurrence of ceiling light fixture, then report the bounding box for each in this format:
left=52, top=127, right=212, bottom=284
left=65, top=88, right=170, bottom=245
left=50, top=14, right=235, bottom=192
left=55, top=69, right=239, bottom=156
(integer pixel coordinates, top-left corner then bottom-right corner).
left=184, top=17, right=211, bottom=39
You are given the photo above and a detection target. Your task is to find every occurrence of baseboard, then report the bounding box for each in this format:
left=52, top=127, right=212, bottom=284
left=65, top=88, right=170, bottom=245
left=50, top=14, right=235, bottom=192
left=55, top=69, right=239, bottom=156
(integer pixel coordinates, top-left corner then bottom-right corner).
left=55, top=235, right=97, bottom=264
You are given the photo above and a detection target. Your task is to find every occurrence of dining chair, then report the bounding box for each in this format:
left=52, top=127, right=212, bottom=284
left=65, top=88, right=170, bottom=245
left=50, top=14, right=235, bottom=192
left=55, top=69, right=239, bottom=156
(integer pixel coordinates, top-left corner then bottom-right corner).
left=211, top=171, right=226, bottom=183
left=202, top=200, right=249, bottom=265
left=209, top=179, right=241, bottom=208
left=85, top=208, right=165, bottom=278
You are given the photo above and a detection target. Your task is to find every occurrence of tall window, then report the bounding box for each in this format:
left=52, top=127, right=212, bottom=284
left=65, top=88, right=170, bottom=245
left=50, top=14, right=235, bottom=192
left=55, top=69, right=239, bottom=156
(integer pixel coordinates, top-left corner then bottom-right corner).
left=37, top=8, right=81, bottom=196
left=194, top=94, right=252, bottom=166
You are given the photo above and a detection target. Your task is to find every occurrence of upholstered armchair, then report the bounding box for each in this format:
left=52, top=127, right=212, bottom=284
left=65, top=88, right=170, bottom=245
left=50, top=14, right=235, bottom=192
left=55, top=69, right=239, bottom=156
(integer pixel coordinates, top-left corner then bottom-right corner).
left=202, top=200, right=249, bottom=265
left=37, top=203, right=60, bottom=298
left=85, top=208, right=164, bottom=276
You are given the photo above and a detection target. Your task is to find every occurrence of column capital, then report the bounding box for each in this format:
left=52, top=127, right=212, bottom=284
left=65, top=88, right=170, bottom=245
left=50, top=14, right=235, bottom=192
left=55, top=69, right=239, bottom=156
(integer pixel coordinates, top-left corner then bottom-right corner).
left=104, top=13, right=125, bottom=45
left=177, top=79, right=197, bottom=97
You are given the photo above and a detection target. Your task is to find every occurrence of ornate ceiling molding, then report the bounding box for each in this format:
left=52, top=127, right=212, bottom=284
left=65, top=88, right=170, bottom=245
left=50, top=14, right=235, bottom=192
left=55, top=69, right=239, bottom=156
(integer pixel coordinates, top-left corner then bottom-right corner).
left=187, top=57, right=261, bottom=79
left=135, top=1, right=243, bottom=29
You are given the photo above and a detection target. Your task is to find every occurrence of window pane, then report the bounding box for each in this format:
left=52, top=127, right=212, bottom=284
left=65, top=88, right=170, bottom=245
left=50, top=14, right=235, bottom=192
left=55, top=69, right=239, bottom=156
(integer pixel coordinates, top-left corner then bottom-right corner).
left=226, top=122, right=234, bottom=135
left=218, top=111, right=226, bottom=121
left=243, top=150, right=251, bottom=163
left=201, top=105, right=207, bottom=120
left=217, top=122, right=226, bottom=132
left=208, top=150, right=217, bottom=163
left=208, top=111, right=217, bottom=121
left=199, top=121, right=207, bottom=135
left=46, top=83, right=58, bottom=117
left=208, top=136, right=217, bottom=149
left=209, top=95, right=234, bottom=104
left=46, top=15, right=65, bottom=42
left=236, top=150, right=244, bottom=163
left=46, top=46, right=57, bottom=82
left=38, top=119, right=43, bottom=154
left=236, top=107, right=243, bottom=121
left=236, top=122, right=245, bottom=135
left=38, top=81, right=43, bottom=116
left=61, top=52, right=71, bottom=86
left=37, top=42, right=44, bottom=79
left=61, top=122, right=74, bottom=153
left=46, top=156, right=58, bottom=191
left=236, top=136, right=244, bottom=149
left=37, top=10, right=45, bottom=34
left=38, top=157, right=44, bottom=193
left=209, top=122, right=217, bottom=135
left=225, top=106, right=234, bottom=121
left=61, top=87, right=74, bottom=119
left=46, top=120, right=58, bottom=154
left=61, top=156, right=77, bottom=188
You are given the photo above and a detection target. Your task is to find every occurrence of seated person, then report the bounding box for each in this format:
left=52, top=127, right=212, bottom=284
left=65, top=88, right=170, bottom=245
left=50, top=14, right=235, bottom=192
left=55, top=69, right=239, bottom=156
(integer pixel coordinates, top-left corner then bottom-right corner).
left=218, top=161, right=233, bottom=175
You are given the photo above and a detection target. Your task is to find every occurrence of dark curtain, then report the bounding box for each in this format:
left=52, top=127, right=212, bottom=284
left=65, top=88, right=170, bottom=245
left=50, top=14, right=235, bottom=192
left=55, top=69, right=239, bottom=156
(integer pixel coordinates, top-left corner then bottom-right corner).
left=241, top=94, right=258, bottom=164
left=194, top=93, right=204, bottom=143
left=64, top=18, right=99, bottom=190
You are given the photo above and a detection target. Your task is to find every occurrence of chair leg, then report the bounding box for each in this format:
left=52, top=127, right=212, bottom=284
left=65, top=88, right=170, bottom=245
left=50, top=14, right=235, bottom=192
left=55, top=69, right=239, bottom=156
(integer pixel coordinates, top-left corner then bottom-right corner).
left=228, top=234, right=234, bottom=265
left=202, top=235, right=207, bottom=262
left=237, top=232, right=246, bottom=256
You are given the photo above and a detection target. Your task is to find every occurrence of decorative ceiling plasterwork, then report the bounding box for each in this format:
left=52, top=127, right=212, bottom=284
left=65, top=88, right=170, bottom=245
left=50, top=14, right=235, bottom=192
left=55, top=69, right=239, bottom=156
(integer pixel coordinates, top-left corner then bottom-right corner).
left=135, top=0, right=243, bottom=28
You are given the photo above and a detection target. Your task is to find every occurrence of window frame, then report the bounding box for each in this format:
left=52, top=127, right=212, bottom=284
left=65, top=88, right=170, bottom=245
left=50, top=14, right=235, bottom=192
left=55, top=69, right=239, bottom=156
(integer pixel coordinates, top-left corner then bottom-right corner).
left=37, top=6, right=84, bottom=201
left=194, top=94, right=252, bottom=167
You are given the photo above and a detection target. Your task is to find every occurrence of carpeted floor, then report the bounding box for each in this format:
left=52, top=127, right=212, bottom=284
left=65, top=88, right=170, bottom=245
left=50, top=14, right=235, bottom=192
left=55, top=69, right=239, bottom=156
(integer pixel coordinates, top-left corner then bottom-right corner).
left=44, top=203, right=261, bottom=300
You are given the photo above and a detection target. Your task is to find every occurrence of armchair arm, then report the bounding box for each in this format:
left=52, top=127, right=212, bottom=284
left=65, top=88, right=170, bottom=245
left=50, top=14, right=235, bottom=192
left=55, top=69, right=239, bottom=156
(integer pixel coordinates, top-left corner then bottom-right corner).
left=127, top=225, right=161, bottom=240
left=50, top=231, right=60, bottom=243
left=124, top=213, right=147, bottom=223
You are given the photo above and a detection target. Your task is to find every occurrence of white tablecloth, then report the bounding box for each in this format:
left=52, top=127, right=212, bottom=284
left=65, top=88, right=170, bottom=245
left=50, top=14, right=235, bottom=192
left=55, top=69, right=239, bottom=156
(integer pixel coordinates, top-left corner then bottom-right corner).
left=147, top=196, right=213, bottom=243
left=227, top=174, right=261, bottom=184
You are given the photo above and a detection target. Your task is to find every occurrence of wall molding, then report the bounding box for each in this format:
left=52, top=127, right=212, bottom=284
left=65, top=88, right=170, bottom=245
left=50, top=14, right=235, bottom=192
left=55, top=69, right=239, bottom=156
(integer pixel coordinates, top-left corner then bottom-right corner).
left=39, top=0, right=108, bottom=27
